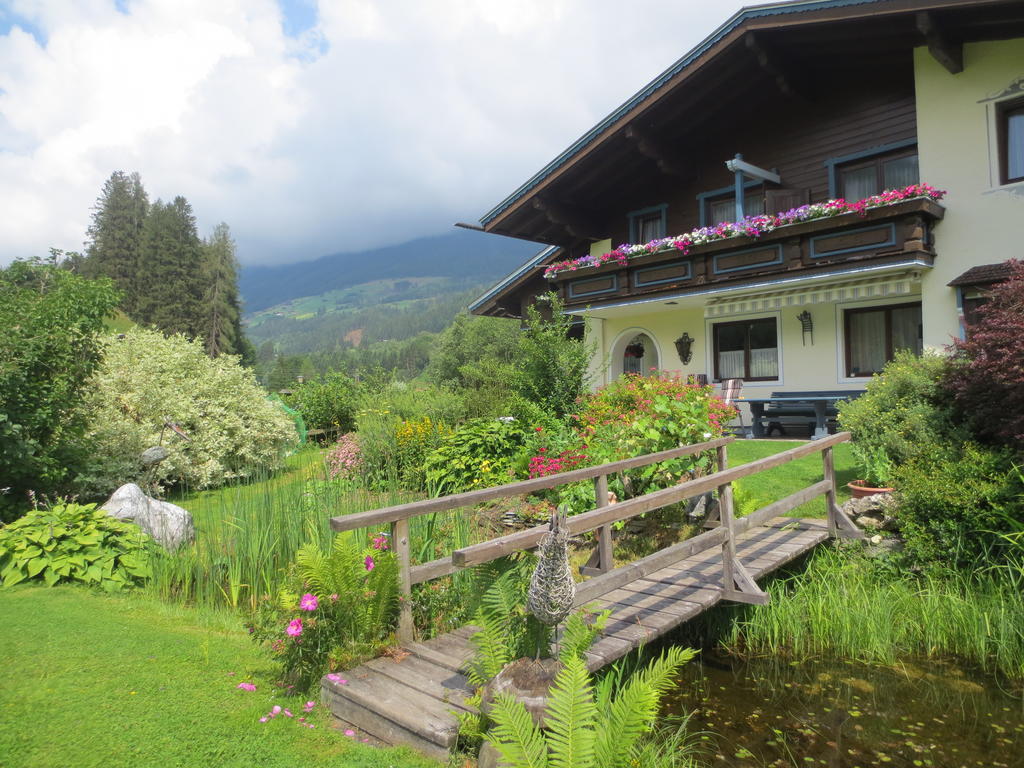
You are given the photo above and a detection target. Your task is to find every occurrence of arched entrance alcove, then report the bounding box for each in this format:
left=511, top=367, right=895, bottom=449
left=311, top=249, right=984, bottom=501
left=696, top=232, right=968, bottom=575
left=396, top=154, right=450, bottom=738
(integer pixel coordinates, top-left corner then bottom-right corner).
left=610, top=330, right=661, bottom=379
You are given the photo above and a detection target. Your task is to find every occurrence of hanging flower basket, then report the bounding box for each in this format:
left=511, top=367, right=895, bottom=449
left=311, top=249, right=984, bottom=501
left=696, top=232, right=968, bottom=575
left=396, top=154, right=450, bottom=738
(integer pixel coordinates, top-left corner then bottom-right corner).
left=624, top=343, right=645, bottom=358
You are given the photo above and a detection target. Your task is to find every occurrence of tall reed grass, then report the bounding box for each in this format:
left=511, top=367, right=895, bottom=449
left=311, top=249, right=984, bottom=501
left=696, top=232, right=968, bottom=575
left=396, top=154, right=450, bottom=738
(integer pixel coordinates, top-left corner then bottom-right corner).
left=719, top=545, right=1024, bottom=680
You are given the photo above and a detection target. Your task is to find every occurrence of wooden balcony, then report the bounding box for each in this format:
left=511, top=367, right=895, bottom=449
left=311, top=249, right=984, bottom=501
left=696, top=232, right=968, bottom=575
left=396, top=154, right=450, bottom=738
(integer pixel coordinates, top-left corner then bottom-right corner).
left=550, top=197, right=944, bottom=309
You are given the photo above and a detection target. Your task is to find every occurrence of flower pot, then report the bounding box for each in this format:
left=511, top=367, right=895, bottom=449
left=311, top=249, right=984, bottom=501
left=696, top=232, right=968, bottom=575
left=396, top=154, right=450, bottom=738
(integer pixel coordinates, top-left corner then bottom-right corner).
left=847, top=479, right=895, bottom=499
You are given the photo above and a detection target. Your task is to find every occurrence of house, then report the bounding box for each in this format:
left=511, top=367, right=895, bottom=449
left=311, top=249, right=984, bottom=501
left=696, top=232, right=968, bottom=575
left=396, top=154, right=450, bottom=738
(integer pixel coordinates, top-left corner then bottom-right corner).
left=469, top=0, right=1024, bottom=417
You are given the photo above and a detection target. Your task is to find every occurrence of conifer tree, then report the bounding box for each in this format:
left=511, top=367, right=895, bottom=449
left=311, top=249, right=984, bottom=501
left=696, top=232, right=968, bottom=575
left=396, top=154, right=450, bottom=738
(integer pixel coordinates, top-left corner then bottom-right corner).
left=201, top=222, right=245, bottom=358
left=84, top=171, right=149, bottom=315
left=136, top=196, right=205, bottom=336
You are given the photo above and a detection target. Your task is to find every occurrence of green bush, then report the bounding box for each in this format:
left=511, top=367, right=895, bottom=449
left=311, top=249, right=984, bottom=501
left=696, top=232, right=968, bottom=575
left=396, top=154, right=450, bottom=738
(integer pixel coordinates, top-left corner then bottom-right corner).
left=284, top=371, right=361, bottom=433
left=837, top=351, right=965, bottom=486
left=892, top=443, right=1022, bottom=569
left=246, top=532, right=399, bottom=692
left=75, top=328, right=298, bottom=496
left=424, top=418, right=530, bottom=495
left=0, top=502, right=152, bottom=591
left=0, top=256, right=120, bottom=520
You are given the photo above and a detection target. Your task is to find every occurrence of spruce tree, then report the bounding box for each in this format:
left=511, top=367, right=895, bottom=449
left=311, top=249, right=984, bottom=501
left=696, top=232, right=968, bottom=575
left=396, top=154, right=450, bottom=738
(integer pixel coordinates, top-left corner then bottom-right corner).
left=200, top=222, right=246, bottom=358
left=84, top=171, right=149, bottom=315
left=136, top=196, right=205, bottom=336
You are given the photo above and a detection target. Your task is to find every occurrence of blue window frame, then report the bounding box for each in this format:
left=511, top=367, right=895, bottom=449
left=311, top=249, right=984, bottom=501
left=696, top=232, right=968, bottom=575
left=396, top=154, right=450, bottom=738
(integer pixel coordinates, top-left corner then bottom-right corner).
left=628, top=204, right=667, bottom=243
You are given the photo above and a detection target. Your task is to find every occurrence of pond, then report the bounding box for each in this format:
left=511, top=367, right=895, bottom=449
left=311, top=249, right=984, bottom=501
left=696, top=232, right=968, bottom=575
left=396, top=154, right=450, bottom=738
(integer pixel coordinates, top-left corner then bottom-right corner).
left=664, top=651, right=1023, bottom=768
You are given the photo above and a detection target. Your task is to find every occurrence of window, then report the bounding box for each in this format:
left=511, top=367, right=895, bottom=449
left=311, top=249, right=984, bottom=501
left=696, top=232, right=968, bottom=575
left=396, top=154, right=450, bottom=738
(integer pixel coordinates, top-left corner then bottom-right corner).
left=628, top=206, right=667, bottom=243
left=618, top=332, right=659, bottom=377
left=713, top=318, right=778, bottom=381
left=998, top=99, right=1024, bottom=184
left=708, top=192, right=765, bottom=225
left=844, top=303, right=922, bottom=377
left=837, top=151, right=919, bottom=200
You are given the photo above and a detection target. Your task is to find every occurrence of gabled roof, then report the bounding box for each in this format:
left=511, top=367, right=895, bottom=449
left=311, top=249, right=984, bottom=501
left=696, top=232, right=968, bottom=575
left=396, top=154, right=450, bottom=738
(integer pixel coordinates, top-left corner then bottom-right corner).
left=479, top=0, right=888, bottom=228
left=468, top=245, right=559, bottom=316
left=948, top=261, right=1018, bottom=286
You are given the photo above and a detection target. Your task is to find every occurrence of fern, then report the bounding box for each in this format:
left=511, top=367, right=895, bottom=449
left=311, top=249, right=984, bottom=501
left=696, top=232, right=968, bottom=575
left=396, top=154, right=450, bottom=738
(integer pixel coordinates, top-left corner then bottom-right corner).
left=467, top=608, right=513, bottom=686
left=558, top=609, right=609, bottom=664
left=543, top=655, right=597, bottom=768
left=593, top=647, right=696, bottom=768
left=489, top=693, right=549, bottom=768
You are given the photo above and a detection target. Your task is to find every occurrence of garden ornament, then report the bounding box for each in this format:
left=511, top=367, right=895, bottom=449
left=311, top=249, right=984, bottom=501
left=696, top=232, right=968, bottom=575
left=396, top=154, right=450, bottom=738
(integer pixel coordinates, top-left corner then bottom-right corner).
left=527, top=510, right=576, bottom=628
left=674, top=332, right=695, bottom=365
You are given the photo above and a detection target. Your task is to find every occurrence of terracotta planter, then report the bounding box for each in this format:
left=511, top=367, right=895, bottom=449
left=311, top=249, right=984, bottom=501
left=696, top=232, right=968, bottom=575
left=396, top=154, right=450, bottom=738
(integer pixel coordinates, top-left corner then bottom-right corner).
left=847, top=479, right=895, bottom=499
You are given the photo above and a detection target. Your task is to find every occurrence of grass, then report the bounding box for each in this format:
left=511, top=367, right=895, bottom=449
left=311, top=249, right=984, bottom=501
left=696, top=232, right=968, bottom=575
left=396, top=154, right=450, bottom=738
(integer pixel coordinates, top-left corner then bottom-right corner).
left=726, top=439, right=857, bottom=518
left=0, top=585, right=439, bottom=768
left=715, top=545, right=1024, bottom=681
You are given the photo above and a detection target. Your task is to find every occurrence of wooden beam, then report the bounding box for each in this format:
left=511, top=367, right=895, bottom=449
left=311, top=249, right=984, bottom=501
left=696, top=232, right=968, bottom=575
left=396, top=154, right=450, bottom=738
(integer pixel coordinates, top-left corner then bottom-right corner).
left=532, top=197, right=604, bottom=241
left=623, top=124, right=693, bottom=177
left=331, top=437, right=733, bottom=532
left=916, top=11, right=963, bottom=74
left=744, top=32, right=812, bottom=101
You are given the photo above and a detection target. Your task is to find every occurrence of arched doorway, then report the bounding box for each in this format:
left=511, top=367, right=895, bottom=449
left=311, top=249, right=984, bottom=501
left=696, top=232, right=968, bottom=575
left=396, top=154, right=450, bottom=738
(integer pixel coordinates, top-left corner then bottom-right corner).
left=612, top=331, right=660, bottom=378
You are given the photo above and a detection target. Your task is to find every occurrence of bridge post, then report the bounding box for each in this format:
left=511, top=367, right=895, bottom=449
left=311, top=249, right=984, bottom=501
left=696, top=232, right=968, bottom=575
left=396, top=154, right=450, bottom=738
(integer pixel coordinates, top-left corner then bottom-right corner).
left=581, top=475, right=614, bottom=576
left=822, top=446, right=866, bottom=540
left=717, top=444, right=736, bottom=591
left=393, top=518, right=415, bottom=644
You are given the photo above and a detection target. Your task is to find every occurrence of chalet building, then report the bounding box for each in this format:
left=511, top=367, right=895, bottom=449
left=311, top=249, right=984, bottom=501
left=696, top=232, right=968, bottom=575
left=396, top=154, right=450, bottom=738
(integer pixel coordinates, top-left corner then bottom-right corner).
left=469, top=0, right=1024, bottom=415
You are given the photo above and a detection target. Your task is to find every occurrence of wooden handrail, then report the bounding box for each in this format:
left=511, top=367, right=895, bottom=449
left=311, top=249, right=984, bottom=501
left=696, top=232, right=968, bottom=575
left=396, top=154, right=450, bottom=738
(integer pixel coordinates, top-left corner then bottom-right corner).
left=450, top=432, right=850, bottom=568
left=330, top=436, right=733, bottom=532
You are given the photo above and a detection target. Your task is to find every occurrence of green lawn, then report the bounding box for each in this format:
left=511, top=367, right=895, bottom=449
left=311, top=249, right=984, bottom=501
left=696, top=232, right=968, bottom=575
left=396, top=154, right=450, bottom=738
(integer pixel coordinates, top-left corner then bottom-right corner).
left=0, top=586, right=439, bottom=768
left=725, top=439, right=857, bottom=518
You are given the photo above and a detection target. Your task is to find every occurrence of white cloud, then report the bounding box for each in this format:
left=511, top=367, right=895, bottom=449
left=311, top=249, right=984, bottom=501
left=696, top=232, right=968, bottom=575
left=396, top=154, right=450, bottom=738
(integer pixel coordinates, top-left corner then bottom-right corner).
left=0, top=0, right=746, bottom=265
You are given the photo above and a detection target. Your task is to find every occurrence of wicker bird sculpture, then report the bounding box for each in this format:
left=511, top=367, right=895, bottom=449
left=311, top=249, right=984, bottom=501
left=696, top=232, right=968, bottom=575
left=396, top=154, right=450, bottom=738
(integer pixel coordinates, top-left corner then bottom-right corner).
left=526, top=510, right=576, bottom=627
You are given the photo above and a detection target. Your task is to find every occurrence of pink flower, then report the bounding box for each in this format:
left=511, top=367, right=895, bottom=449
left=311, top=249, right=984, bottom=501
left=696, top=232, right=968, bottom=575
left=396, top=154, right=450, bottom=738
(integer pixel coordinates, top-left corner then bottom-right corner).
left=326, top=673, right=347, bottom=685
left=286, top=619, right=303, bottom=637
left=259, top=717, right=268, bottom=723
left=299, top=593, right=319, bottom=611
left=329, top=593, right=338, bottom=602
left=345, top=729, right=356, bottom=737
left=236, top=682, right=256, bottom=692
left=371, top=534, right=389, bottom=551
left=284, top=709, right=293, bottom=718
left=364, top=555, right=375, bottom=571
left=304, top=701, right=316, bottom=713
left=272, top=705, right=282, bottom=716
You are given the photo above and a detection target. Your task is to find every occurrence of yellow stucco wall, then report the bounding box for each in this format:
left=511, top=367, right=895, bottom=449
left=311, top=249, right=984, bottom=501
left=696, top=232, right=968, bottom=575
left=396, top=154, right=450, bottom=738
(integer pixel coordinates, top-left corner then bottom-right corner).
left=915, top=39, right=1024, bottom=348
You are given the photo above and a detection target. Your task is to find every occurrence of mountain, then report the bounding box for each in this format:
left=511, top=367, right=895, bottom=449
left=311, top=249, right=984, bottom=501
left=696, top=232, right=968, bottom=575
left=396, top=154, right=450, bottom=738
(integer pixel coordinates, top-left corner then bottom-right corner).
left=239, top=229, right=541, bottom=314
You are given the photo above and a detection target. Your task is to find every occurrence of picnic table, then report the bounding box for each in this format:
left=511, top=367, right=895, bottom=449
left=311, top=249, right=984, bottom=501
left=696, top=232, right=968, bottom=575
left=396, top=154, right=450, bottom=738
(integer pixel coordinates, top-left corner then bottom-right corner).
left=738, top=391, right=864, bottom=440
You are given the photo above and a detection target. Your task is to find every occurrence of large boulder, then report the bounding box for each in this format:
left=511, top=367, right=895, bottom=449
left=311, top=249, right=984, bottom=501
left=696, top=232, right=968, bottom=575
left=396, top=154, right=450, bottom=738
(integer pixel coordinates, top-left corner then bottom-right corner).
left=101, top=483, right=195, bottom=550
left=841, top=492, right=898, bottom=531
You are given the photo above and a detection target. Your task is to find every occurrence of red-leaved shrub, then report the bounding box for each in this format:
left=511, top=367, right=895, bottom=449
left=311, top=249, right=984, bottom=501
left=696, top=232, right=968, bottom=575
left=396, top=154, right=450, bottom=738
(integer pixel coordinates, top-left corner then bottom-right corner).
left=945, top=259, right=1024, bottom=447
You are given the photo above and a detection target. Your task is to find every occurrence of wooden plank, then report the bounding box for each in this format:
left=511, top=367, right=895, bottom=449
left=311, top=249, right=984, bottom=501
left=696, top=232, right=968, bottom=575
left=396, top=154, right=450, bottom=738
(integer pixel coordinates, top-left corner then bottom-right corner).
left=422, top=632, right=477, bottom=663
left=411, top=557, right=457, bottom=585
left=322, top=671, right=460, bottom=751
left=596, top=587, right=705, bottom=618
left=573, top=527, right=727, bottom=605
left=733, top=481, right=831, bottom=534
left=362, top=656, right=476, bottom=712
left=452, top=435, right=849, bottom=568
left=330, top=437, right=732, bottom=531
left=584, top=634, right=637, bottom=670
left=404, top=641, right=470, bottom=673
left=394, top=519, right=414, bottom=644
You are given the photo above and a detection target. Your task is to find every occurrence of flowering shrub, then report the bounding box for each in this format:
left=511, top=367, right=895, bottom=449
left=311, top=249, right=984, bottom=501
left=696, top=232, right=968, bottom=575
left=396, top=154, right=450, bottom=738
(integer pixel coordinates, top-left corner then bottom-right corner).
left=553, top=373, right=736, bottom=514
left=325, top=433, right=363, bottom=480
left=394, top=416, right=453, bottom=490
left=247, top=532, right=399, bottom=693
left=424, top=418, right=530, bottom=495
left=75, top=329, right=297, bottom=496
left=543, top=183, right=946, bottom=278
left=527, top=449, right=589, bottom=478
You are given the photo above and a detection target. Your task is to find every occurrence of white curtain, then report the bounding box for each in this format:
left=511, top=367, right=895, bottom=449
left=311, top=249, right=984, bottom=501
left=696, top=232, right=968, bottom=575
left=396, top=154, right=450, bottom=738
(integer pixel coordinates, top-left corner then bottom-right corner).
left=883, top=155, right=919, bottom=189
left=718, top=350, right=745, bottom=379
left=848, top=311, right=886, bottom=375
left=892, top=306, right=922, bottom=354
left=1008, top=111, right=1024, bottom=180
left=750, top=347, right=779, bottom=378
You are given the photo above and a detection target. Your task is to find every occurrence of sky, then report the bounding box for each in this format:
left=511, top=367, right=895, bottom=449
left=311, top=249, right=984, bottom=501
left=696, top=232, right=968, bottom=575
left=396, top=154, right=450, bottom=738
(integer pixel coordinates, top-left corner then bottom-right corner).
left=0, top=0, right=753, bottom=266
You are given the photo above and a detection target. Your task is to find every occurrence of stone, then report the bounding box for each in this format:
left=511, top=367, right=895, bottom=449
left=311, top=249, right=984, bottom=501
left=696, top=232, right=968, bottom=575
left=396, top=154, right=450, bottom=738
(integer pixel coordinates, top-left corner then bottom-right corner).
left=101, top=483, right=195, bottom=550
left=480, top=657, right=562, bottom=728
left=841, top=493, right=898, bottom=531
left=477, top=740, right=510, bottom=768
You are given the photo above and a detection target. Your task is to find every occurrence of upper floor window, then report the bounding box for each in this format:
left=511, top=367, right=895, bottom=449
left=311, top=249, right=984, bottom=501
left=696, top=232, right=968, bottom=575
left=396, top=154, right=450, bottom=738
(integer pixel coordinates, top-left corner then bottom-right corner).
left=999, top=98, right=1024, bottom=184
left=707, top=192, right=765, bottom=225
left=628, top=205, right=667, bottom=243
left=838, top=151, right=919, bottom=201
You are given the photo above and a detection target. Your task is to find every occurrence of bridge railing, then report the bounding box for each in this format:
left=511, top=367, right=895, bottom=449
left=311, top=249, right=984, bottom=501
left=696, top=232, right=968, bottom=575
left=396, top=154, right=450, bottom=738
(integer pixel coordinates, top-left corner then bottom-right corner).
left=329, top=432, right=859, bottom=642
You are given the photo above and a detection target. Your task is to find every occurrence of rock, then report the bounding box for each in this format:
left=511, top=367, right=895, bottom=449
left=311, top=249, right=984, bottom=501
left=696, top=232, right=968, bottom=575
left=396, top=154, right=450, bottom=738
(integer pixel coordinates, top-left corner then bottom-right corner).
left=480, top=657, right=562, bottom=728
left=841, top=493, right=898, bottom=531
left=101, top=483, right=195, bottom=550
left=477, top=740, right=511, bottom=768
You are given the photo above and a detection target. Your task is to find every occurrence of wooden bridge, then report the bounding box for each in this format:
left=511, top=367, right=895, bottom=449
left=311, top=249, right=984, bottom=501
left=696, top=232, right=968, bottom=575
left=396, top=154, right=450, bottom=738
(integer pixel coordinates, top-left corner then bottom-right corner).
left=321, top=432, right=863, bottom=761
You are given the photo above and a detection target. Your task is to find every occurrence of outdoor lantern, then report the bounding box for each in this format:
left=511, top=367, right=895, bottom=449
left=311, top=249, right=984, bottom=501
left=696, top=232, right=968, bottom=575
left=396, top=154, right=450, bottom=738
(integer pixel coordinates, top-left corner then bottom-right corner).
left=674, top=332, right=694, bottom=365
left=797, top=310, right=813, bottom=345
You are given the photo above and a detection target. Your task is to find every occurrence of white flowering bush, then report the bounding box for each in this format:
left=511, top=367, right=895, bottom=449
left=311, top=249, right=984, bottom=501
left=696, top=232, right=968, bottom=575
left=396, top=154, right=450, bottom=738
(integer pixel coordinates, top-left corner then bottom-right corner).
left=75, top=329, right=298, bottom=496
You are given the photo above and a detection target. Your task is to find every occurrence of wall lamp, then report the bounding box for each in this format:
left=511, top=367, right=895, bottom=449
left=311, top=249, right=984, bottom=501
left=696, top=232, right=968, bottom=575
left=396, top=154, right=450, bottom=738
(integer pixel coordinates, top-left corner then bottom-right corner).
left=674, top=333, right=695, bottom=365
